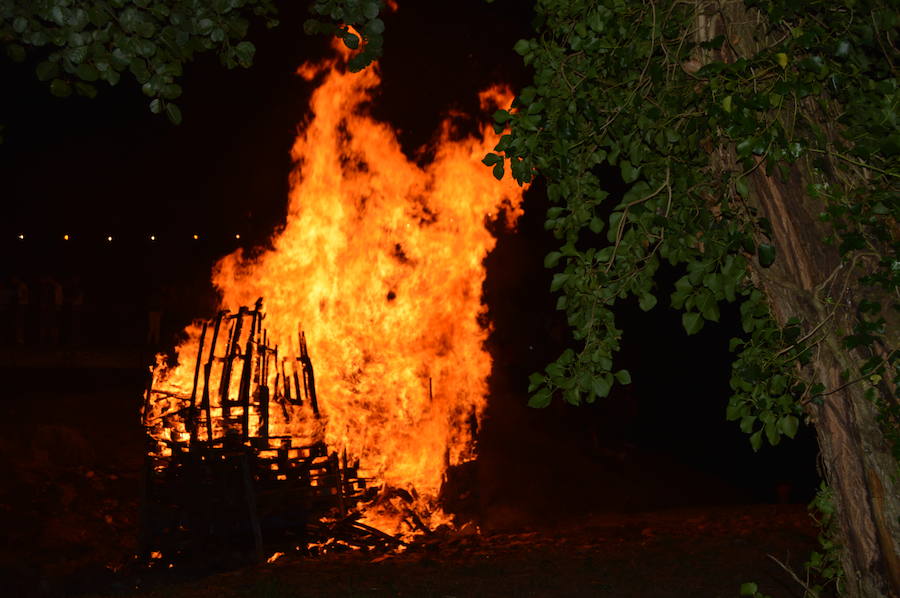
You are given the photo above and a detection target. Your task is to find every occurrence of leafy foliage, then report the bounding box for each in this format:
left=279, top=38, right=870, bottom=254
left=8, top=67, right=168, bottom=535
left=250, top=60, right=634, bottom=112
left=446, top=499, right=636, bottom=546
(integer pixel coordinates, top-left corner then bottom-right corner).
left=487, top=0, right=898, bottom=458
left=739, top=581, right=772, bottom=598
left=302, top=0, right=385, bottom=72
left=804, top=482, right=845, bottom=596
left=0, top=0, right=279, bottom=123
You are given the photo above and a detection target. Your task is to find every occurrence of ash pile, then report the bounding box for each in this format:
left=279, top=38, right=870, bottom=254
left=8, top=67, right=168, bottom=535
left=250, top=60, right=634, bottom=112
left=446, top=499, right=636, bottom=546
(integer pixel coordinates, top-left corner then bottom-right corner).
left=140, top=299, right=403, bottom=567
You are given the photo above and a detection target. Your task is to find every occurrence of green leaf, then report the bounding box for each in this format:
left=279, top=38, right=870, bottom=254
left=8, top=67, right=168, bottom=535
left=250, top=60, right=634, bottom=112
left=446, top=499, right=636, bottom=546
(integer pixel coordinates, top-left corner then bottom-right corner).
left=161, top=83, right=182, bottom=100
left=682, top=312, right=704, bottom=335
left=871, top=202, right=890, bottom=215
left=513, top=39, right=532, bottom=56
left=606, top=212, right=623, bottom=242
left=638, top=292, right=657, bottom=312
left=702, top=273, right=721, bottom=295
left=149, top=98, right=162, bottom=114
left=50, top=6, right=64, bottom=26
left=365, top=18, right=385, bottom=35
left=165, top=102, right=182, bottom=125
left=303, top=19, right=323, bottom=35
left=550, top=272, right=569, bottom=292
left=778, top=415, right=799, bottom=439
left=50, top=79, right=72, bottom=98
left=696, top=292, right=720, bottom=322
left=765, top=421, right=780, bottom=445
left=492, top=162, right=504, bottom=180
left=592, top=376, right=611, bottom=398
left=362, top=1, right=380, bottom=19
left=770, top=375, right=787, bottom=395
left=735, top=176, right=749, bottom=199
left=482, top=152, right=501, bottom=166
left=546, top=362, right=565, bottom=380
left=620, top=160, right=639, bottom=183
left=135, top=39, right=157, bottom=57
left=740, top=582, right=759, bottom=596
left=757, top=244, right=776, bottom=268
left=197, top=18, right=214, bottom=34
left=519, top=87, right=537, bottom=105
left=234, top=41, right=255, bottom=67
left=722, top=94, right=733, bottom=113
left=75, top=63, right=99, bottom=82
left=614, top=370, right=631, bottom=385
left=342, top=32, right=360, bottom=49
left=726, top=403, right=741, bottom=420
left=527, top=372, right=545, bottom=392
left=6, top=43, right=26, bottom=63
left=36, top=61, right=60, bottom=82
left=749, top=430, right=763, bottom=451
left=528, top=387, right=552, bottom=408
left=740, top=415, right=756, bottom=433
left=544, top=251, right=562, bottom=269
left=74, top=81, right=97, bottom=98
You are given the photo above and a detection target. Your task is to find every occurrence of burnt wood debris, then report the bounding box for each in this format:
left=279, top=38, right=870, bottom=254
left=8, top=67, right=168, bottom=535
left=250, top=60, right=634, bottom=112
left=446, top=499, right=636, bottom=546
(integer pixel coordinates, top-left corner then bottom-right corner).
left=140, top=299, right=403, bottom=566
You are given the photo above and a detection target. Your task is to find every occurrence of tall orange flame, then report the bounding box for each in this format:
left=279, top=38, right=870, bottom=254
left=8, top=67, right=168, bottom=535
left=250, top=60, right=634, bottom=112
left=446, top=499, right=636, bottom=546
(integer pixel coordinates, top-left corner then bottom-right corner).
left=153, top=47, right=525, bottom=534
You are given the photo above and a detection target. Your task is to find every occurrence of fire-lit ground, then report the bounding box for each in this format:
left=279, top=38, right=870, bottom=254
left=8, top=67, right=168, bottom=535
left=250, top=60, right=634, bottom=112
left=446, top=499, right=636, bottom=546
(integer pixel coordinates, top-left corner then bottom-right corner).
left=0, top=360, right=827, bottom=598
left=94, top=506, right=823, bottom=598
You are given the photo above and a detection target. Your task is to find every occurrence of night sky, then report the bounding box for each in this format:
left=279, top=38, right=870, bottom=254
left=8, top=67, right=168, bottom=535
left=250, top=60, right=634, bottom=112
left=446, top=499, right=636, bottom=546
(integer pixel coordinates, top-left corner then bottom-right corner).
left=0, top=2, right=529, bottom=246
left=1, top=1, right=819, bottom=512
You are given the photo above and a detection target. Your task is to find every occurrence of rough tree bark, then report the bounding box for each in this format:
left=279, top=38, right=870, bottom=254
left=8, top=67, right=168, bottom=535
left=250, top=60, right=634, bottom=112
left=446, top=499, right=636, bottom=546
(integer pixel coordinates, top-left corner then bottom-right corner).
left=697, top=3, right=900, bottom=597
left=749, top=161, right=900, bottom=598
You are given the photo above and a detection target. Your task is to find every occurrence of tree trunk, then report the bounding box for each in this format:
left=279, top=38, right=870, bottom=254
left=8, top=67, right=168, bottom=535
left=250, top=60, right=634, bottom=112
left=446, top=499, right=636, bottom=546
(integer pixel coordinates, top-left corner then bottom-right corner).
left=696, top=3, right=900, bottom=596
left=749, top=162, right=900, bottom=598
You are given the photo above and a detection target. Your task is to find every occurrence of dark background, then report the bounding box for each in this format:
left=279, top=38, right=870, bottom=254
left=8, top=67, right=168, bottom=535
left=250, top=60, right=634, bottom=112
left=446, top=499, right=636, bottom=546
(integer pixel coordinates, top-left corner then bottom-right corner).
left=0, top=0, right=819, bottom=523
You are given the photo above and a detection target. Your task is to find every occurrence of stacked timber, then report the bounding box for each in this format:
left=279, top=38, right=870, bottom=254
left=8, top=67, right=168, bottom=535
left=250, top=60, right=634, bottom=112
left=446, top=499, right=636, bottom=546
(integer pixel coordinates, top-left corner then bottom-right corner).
left=139, top=299, right=395, bottom=566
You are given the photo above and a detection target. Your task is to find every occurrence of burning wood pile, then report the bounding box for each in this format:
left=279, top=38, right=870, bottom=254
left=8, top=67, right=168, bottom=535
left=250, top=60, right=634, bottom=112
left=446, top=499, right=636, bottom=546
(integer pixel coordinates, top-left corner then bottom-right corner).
left=136, top=43, right=530, bottom=565
left=140, top=300, right=403, bottom=565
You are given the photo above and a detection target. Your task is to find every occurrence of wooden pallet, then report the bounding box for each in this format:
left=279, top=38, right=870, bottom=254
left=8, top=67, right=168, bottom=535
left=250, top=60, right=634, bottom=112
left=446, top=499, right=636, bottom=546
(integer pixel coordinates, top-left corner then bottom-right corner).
left=139, top=300, right=397, bottom=565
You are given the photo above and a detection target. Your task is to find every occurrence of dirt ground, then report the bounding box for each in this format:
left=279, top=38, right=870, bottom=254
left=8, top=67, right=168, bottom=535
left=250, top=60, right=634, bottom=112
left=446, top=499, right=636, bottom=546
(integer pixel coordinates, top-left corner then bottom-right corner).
left=85, top=505, right=825, bottom=598
left=0, top=360, right=830, bottom=598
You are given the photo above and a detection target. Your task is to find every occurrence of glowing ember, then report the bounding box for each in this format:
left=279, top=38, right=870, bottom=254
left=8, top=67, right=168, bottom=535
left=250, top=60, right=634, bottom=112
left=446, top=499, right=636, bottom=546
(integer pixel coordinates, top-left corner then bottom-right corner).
left=151, top=43, right=525, bottom=536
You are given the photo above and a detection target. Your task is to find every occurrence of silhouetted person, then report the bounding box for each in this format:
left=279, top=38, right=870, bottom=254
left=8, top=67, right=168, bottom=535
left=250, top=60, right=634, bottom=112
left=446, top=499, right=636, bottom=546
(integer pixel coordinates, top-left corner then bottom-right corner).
left=12, top=275, right=28, bottom=346
left=38, top=274, right=63, bottom=346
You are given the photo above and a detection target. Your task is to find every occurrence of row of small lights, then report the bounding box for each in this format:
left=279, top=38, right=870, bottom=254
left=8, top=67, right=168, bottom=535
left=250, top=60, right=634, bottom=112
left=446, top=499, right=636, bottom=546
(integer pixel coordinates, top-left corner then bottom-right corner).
left=15, top=233, right=242, bottom=241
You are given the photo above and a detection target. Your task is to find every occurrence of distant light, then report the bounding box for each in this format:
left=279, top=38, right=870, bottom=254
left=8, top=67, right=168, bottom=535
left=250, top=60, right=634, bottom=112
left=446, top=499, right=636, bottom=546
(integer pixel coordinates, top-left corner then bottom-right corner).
left=63, top=234, right=70, bottom=241
left=150, top=235, right=156, bottom=241
left=235, top=234, right=241, bottom=240
left=193, top=234, right=199, bottom=240
left=107, top=235, right=113, bottom=242
left=18, top=234, right=24, bottom=240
